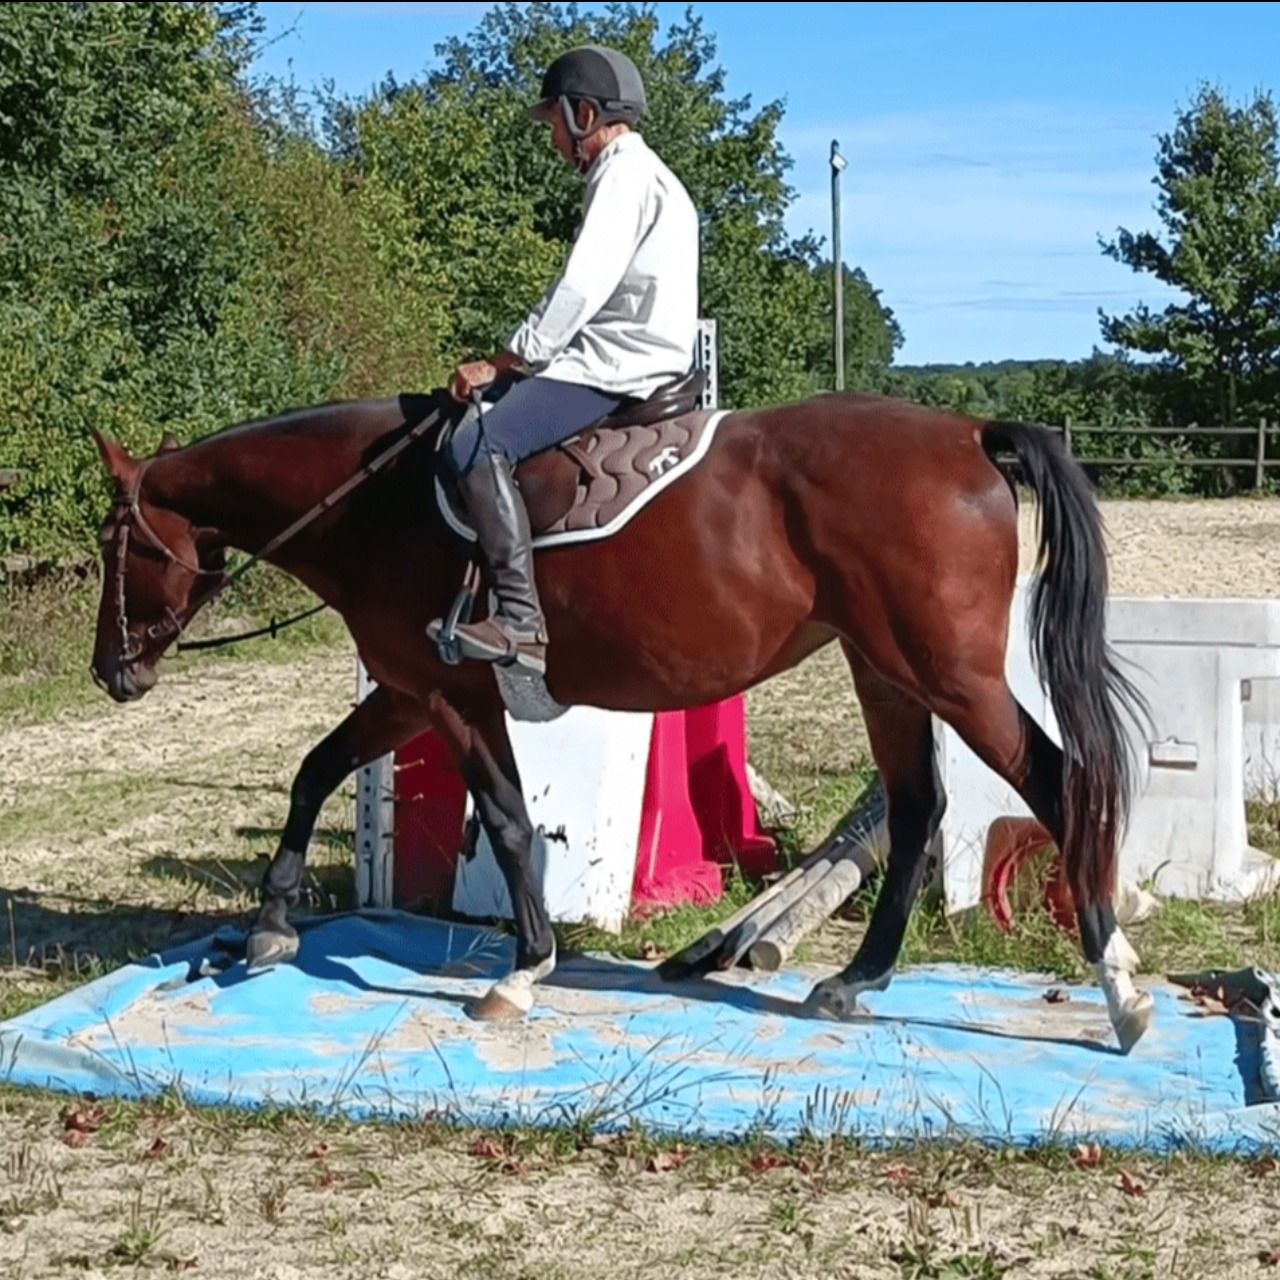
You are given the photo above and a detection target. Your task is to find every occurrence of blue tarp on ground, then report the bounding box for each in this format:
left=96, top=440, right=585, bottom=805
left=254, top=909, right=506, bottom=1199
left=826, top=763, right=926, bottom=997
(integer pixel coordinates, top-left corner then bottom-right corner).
left=2, top=911, right=1278, bottom=1152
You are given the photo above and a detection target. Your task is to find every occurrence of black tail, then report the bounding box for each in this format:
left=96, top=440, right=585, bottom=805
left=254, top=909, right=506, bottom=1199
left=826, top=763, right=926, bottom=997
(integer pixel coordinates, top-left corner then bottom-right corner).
left=982, top=422, right=1149, bottom=908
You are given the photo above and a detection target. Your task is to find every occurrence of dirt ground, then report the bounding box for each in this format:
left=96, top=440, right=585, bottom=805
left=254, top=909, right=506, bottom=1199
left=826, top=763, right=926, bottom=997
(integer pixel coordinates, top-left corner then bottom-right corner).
left=1, top=497, right=1279, bottom=1279
left=3, top=1101, right=1279, bottom=1280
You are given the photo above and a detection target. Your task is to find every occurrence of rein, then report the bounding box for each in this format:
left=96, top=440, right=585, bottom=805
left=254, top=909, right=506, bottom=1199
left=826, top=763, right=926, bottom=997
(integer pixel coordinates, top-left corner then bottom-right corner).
left=111, top=406, right=443, bottom=664
left=175, top=602, right=330, bottom=653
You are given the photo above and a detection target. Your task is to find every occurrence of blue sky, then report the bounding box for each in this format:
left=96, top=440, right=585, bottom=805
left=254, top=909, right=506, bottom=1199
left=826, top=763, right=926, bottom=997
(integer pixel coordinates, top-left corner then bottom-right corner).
left=249, top=2, right=1279, bottom=365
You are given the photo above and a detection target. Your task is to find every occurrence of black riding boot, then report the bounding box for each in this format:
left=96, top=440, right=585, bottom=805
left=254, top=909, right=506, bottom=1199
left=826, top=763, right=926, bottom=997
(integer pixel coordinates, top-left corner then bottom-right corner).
left=430, top=452, right=548, bottom=675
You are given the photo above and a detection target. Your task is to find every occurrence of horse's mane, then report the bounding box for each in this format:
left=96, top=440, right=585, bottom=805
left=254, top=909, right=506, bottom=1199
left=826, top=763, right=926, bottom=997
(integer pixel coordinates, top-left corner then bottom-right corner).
left=180, top=390, right=455, bottom=462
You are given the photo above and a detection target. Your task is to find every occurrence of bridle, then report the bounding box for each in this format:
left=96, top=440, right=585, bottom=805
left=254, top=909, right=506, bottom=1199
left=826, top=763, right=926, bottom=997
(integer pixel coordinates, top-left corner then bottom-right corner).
left=109, top=460, right=227, bottom=667
left=106, top=404, right=444, bottom=669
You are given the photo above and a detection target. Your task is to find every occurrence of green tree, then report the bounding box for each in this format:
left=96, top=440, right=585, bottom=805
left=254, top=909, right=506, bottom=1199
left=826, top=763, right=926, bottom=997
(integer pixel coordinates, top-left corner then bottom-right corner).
left=340, top=1, right=901, bottom=408
left=246, top=81, right=455, bottom=400
left=0, top=3, right=328, bottom=558
left=884, top=354, right=1151, bottom=424
left=807, top=262, right=904, bottom=392
left=1099, top=84, right=1280, bottom=427
left=0, top=2, right=450, bottom=561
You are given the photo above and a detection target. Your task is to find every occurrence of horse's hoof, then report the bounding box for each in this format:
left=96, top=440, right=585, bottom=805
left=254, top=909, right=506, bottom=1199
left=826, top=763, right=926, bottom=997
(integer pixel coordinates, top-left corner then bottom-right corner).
left=804, top=980, right=860, bottom=1021
left=245, top=928, right=299, bottom=973
left=468, top=986, right=528, bottom=1022
left=804, top=970, right=891, bottom=1021
left=1113, top=992, right=1154, bottom=1055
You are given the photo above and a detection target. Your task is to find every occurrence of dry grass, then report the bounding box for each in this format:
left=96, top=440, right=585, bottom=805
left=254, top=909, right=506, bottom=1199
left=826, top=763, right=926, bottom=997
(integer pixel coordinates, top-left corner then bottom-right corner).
left=747, top=643, right=872, bottom=788
left=1, top=1085, right=1277, bottom=1280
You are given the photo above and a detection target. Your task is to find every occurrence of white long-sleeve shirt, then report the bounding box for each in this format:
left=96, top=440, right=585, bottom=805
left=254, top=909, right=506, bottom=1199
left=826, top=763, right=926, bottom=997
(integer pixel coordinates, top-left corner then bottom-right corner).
left=507, top=131, right=700, bottom=398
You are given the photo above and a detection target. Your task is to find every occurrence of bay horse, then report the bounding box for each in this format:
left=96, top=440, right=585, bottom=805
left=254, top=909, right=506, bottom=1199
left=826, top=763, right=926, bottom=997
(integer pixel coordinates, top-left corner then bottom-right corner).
left=88, top=388, right=1153, bottom=1053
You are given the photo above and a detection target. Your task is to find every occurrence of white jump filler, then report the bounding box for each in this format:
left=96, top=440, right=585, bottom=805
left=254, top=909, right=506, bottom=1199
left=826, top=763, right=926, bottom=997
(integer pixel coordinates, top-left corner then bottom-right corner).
left=937, top=580, right=1280, bottom=912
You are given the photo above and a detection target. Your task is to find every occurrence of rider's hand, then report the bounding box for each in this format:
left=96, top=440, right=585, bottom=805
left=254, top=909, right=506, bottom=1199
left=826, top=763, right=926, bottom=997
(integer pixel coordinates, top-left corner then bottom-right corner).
left=451, top=360, right=497, bottom=402
left=450, top=351, right=522, bottom=402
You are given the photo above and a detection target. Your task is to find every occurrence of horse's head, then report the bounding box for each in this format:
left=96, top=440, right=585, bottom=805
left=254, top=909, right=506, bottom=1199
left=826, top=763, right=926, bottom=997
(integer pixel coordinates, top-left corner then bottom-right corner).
left=89, top=431, right=226, bottom=703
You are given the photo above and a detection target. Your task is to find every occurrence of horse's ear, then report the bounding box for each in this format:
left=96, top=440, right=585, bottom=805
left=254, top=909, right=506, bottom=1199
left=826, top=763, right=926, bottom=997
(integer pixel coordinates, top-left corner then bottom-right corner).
left=157, top=433, right=180, bottom=454
left=90, top=428, right=138, bottom=484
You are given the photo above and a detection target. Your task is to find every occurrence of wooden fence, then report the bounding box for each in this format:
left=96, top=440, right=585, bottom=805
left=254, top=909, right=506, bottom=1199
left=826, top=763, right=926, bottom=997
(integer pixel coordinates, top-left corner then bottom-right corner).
left=1057, top=417, right=1280, bottom=490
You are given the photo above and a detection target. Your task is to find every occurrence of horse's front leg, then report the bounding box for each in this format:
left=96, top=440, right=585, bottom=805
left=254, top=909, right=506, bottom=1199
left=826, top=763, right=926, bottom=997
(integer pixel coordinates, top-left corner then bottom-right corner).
left=807, top=647, right=945, bottom=1018
left=426, top=691, right=555, bottom=1021
left=248, top=684, right=432, bottom=970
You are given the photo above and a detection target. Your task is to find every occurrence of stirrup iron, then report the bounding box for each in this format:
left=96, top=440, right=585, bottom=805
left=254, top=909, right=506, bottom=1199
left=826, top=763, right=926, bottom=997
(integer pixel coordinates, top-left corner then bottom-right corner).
left=433, top=561, right=481, bottom=666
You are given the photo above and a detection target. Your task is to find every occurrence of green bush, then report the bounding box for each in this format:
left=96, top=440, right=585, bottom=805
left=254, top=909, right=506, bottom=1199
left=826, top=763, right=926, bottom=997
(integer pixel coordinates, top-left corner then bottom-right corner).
left=0, top=4, right=452, bottom=566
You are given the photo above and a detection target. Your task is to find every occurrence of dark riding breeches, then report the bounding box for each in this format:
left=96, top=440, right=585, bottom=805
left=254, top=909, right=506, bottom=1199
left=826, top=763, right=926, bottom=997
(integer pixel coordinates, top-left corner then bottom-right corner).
left=446, top=375, right=624, bottom=476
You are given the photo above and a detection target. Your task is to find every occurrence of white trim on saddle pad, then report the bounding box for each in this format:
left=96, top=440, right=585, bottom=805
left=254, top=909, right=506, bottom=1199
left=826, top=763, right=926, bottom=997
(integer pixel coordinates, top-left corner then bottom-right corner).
left=434, top=410, right=730, bottom=551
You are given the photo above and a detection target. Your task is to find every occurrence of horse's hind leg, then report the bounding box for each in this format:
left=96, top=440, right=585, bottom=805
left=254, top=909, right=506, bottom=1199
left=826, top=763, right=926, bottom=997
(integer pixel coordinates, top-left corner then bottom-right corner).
left=930, top=675, right=1152, bottom=1053
left=807, top=644, right=946, bottom=1019
left=249, top=684, right=434, bottom=969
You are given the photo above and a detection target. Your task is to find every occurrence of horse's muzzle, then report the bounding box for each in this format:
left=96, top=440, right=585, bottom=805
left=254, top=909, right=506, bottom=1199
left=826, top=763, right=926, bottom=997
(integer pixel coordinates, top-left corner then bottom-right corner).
left=91, top=659, right=156, bottom=704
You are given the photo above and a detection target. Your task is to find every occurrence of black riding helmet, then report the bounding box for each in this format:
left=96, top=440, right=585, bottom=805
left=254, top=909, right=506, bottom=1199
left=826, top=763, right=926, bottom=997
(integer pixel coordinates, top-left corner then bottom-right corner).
left=530, top=45, right=647, bottom=141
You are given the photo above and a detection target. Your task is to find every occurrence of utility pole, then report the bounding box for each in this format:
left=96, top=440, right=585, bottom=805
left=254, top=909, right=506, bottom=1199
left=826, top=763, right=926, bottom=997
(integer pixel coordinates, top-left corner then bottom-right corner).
left=830, top=139, right=847, bottom=392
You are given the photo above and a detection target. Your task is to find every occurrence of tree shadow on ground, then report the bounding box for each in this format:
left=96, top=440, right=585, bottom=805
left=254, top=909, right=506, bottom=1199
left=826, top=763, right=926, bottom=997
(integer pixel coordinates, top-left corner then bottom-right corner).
left=157, top=779, right=291, bottom=797
left=0, top=825, right=358, bottom=984
left=1, top=890, right=250, bottom=975
left=0, top=881, right=349, bottom=978
left=141, top=828, right=354, bottom=901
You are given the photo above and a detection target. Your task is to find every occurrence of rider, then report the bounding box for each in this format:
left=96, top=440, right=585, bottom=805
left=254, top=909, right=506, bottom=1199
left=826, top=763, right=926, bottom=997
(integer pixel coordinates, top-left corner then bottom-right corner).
left=428, top=45, right=700, bottom=677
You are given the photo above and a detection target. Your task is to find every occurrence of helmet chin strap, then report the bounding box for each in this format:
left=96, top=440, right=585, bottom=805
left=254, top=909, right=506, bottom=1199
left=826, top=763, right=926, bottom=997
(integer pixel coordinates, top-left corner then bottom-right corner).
left=558, top=95, right=617, bottom=173
left=558, top=94, right=594, bottom=140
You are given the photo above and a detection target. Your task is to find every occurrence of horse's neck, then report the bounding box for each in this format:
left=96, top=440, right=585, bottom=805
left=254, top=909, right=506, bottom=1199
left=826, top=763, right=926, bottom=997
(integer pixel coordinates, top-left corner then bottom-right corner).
left=145, top=407, right=392, bottom=577
left=152, top=443, right=328, bottom=548
left=143, top=398, right=448, bottom=614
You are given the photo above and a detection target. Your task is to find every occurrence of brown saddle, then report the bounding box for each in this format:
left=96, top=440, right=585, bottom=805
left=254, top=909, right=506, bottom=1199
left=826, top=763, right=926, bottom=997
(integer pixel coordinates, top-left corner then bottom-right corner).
left=436, top=369, right=727, bottom=549
left=595, top=367, right=709, bottom=430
